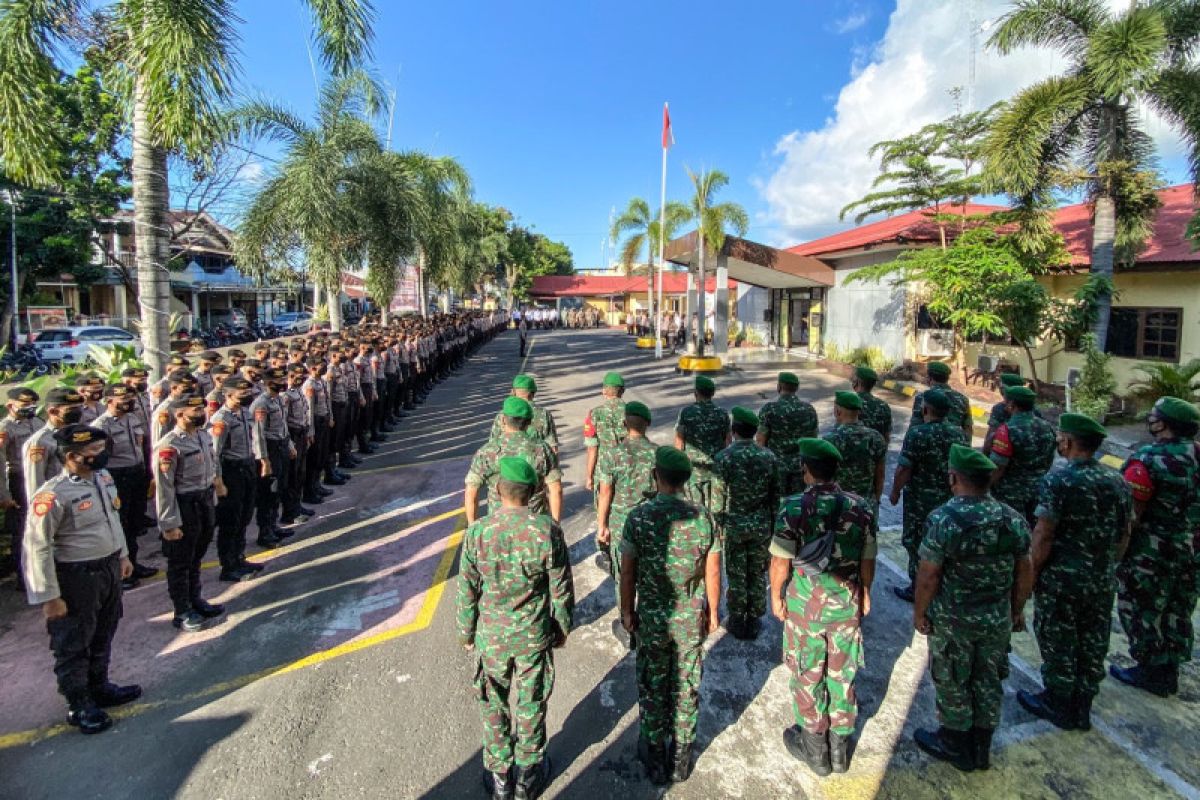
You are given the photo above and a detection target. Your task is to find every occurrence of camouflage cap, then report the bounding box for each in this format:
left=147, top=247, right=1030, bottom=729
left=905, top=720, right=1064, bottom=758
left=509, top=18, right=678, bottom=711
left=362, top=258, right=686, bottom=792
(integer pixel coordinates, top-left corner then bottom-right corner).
left=999, top=373, right=1027, bottom=388
left=53, top=423, right=107, bottom=448
left=797, top=438, right=842, bottom=462
left=512, top=374, right=537, bottom=392
left=949, top=443, right=995, bottom=475
left=602, top=371, right=625, bottom=388
left=624, top=401, right=652, bottom=423
left=927, top=362, right=951, bottom=379
left=834, top=390, right=863, bottom=410
left=502, top=396, right=533, bottom=420
left=1153, top=396, right=1200, bottom=424
left=498, top=456, right=537, bottom=486
left=1058, top=412, right=1106, bottom=438
left=731, top=406, right=759, bottom=428
left=7, top=387, right=38, bottom=402
left=778, top=371, right=800, bottom=387
left=655, top=445, right=692, bottom=475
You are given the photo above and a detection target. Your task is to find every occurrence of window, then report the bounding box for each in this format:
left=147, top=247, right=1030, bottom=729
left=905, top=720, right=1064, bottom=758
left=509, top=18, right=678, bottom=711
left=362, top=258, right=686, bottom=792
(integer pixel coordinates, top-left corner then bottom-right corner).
left=916, top=304, right=950, bottom=330
left=1105, top=307, right=1182, bottom=362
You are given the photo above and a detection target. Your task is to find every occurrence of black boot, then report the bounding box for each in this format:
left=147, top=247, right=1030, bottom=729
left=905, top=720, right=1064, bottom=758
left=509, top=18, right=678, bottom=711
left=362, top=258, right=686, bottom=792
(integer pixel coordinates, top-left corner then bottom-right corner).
left=1109, top=663, right=1172, bottom=698
left=914, top=727, right=974, bottom=772
left=67, top=702, right=113, bottom=735
left=637, top=732, right=669, bottom=785
left=482, top=766, right=514, bottom=800
left=829, top=732, right=850, bottom=774
left=670, top=741, right=693, bottom=782
left=515, top=756, right=550, bottom=800
left=90, top=682, right=142, bottom=708
left=1073, top=693, right=1093, bottom=732
left=1160, top=663, right=1179, bottom=696
left=724, top=615, right=746, bottom=640
left=971, top=728, right=994, bottom=771
left=192, top=598, right=225, bottom=618
left=783, top=726, right=831, bottom=776
left=1017, top=689, right=1076, bottom=730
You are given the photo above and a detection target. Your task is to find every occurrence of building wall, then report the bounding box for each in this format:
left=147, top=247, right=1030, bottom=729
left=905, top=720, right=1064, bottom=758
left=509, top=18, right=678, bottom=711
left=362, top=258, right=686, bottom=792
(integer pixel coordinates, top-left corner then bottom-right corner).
left=822, top=251, right=908, bottom=362
left=736, top=285, right=770, bottom=339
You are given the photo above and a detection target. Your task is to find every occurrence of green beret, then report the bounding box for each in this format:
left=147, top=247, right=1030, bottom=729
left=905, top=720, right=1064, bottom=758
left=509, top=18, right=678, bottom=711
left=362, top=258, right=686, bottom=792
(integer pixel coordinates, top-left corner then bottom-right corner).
left=927, top=362, right=951, bottom=379
left=502, top=396, right=533, bottom=420
left=778, top=371, right=800, bottom=387
left=834, top=391, right=863, bottom=410
left=1058, top=412, right=1106, bottom=438
left=797, top=438, right=842, bottom=462
left=1004, top=386, right=1037, bottom=402
left=1152, top=396, right=1200, bottom=424
left=602, top=372, right=625, bottom=388
left=731, top=406, right=759, bottom=428
left=695, top=375, right=715, bottom=393
left=53, top=423, right=107, bottom=448
left=854, top=366, right=877, bottom=383
left=922, top=389, right=951, bottom=413
left=655, top=445, right=692, bottom=475
left=948, top=443, right=995, bottom=475
left=625, top=401, right=652, bottom=423
left=512, top=374, right=537, bottom=392
left=498, top=456, right=537, bottom=485
left=999, top=373, right=1026, bottom=388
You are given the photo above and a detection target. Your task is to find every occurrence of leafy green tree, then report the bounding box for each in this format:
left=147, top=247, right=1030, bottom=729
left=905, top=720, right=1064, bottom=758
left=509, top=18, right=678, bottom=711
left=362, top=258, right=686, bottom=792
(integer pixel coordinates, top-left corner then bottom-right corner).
left=684, top=168, right=747, bottom=357
left=983, top=0, right=1200, bottom=351
left=611, top=196, right=689, bottom=325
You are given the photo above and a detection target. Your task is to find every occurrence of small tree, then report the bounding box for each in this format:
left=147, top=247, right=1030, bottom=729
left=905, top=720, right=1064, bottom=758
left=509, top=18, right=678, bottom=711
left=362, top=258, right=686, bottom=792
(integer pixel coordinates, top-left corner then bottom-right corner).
left=1073, top=335, right=1118, bottom=421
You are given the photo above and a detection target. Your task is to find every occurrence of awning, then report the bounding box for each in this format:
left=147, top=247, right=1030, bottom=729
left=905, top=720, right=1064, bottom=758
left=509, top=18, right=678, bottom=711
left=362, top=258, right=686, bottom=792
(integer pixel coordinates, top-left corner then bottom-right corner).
left=665, top=231, right=834, bottom=290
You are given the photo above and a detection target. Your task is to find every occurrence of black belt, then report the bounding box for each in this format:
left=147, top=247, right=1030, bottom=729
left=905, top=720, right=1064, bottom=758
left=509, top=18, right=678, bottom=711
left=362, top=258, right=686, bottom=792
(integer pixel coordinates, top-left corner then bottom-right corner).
left=56, top=551, right=121, bottom=572
left=221, top=455, right=254, bottom=467
left=178, top=488, right=212, bottom=500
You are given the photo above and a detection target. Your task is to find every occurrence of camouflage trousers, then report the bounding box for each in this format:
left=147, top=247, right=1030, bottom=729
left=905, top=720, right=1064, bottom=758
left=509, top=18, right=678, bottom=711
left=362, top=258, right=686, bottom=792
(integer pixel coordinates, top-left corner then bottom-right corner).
left=993, top=482, right=1038, bottom=528
left=723, top=525, right=771, bottom=619
left=608, top=509, right=631, bottom=596
left=684, top=465, right=714, bottom=509
left=1117, top=539, right=1197, bottom=667
left=784, top=612, right=863, bottom=736
left=927, top=621, right=1009, bottom=731
left=635, top=618, right=704, bottom=746
left=1034, top=584, right=1115, bottom=700
left=473, top=649, right=555, bottom=772
left=902, top=493, right=944, bottom=582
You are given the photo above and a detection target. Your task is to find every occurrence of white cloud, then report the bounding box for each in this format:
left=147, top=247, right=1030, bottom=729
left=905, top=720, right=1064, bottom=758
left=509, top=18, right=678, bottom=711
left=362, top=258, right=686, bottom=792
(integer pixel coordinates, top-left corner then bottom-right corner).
left=834, top=11, right=870, bottom=34
left=237, top=160, right=266, bottom=185
left=759, top=0, right=1184, bottom=246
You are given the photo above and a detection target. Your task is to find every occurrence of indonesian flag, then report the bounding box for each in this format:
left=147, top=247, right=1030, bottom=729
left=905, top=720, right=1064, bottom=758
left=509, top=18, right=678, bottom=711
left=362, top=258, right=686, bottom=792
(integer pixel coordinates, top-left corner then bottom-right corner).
left=662, top=103, right=674, bottom=149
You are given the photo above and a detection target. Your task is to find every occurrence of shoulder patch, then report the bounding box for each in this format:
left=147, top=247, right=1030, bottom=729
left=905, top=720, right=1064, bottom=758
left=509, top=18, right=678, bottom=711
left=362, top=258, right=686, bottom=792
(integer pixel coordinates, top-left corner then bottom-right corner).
left=29, top=445, right=45, bottom=462
left=1123, top=460, right=1155, bottom=503
left=32, top=491, right=54, bottom=516
left=254, top=408, right=268, bottom=421
left=991, top=424, right=1013, bottom=458
left=211, top=420, right=227, bottom=437
left=157, top=411, right=169, bottom=425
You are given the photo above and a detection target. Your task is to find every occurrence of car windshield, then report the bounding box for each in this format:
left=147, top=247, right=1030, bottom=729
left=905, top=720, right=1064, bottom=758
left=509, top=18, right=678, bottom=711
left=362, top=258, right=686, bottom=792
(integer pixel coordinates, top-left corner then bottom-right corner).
left=275, top=313, right=298, bottom=322
left=35, top=330, right=72, bottom=342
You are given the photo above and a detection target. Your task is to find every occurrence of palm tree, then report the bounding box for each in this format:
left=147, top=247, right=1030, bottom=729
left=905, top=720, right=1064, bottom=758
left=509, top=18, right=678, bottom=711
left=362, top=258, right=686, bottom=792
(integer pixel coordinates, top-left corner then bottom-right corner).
left=684, top=168, right=748, bottom=358
left=235, top=71, right=384, bottom=331
left=983, top=0, right=1200, bottom=351
left=0, top=0, right=374, bottom=374
left=610, top=197, right=689, bottom=322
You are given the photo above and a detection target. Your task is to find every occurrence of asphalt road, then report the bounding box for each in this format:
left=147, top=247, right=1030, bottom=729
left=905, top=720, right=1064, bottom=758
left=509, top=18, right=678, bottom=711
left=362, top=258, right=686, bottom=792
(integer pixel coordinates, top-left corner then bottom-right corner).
left=0, top=328, right=1196, bottom=800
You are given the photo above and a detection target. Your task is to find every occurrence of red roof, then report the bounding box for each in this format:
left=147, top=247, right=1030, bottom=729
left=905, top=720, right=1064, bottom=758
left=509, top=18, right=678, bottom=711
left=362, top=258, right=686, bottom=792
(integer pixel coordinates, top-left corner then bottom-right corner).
left=789, top=203, right=1008, bottom=257
left=530, top=273, right=734, bottom=298
left=1054, top=184, right=1198, bottom=266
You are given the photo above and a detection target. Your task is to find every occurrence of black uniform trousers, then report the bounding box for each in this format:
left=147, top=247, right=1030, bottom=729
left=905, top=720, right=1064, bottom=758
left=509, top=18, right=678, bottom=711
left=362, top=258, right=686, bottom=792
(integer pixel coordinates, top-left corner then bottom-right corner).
left=284, top=427, right=309, bottom=518
left=47, top=552, right=123, bottom=706
left=372, top=380, right=386, bottom=435
left=216, top=460, right=256, bottom=571
left=162, top=489, right=215, bottom=615
left=342, top=395, right=359, bottom=462
left=306, top=415, right=330, bottom=492
left=356, top=394, right=374, bottom=450
left=330, top=400, right=348, bottom=468
left=385, top=373, right=400, bottom=420
left=107, top=466, right=148, bottom=565
left=5, top=471, right=26, bottom=579
left=256, top=438, right=288, bottom=533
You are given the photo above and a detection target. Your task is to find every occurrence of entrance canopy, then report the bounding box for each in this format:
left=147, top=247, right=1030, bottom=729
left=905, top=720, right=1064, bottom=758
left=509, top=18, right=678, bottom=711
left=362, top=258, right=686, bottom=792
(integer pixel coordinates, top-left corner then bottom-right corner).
left=664, top=231, right=834, bottom=289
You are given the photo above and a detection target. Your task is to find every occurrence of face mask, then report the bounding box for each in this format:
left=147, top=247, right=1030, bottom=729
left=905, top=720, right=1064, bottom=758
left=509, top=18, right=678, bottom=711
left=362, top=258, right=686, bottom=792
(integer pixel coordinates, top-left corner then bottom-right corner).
left=84, top=451, right=110, bottom=471
left=187, top=413, right=207, bottom=427
left=61, top=408, right=83, bottom=424
left=235, top=394, right=252, bottom=407
left=135, top=382, right=149, bottom=392
left=15, top=406, right=36, bottom=419
left=118, top=401, right=136, bottom=413
left=269, top=382, right=287, bottom=393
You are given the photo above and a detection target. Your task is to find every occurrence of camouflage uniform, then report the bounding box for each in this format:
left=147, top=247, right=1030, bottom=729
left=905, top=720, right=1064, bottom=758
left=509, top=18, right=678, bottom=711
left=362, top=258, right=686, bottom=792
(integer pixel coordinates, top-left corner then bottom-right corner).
left=675, top=400, right=729, bottom=508
left=456, top=507, right=574, bottom=773
left=466, top=433, right=561, bottom=518
left=488, top=404, right=559, bottom=451
left=711, top=441, right=782, bottom=619
left=986, top=402, right=1044, bottom=435
left=989, top=411, right=1057, bottom=524
left=600, top=435, right=658, bottom=587
left=758, top=395, right=819, bottom=494
left=919, top=496, right=1031, bottom=730
left=857, top=391, right=893, bottom=444
left=585, top=397, right=626, bottom=501
left=1033, top=457, right=1132, bottom=699
left=1119, top=441, right=1199, bottom=667
left=913, top=386, right=973, bottom=437
left=621, top=493, right=719, bottom=747
left=823, top=422, right=886, bottom=525
left=898, top=421, right=969, bottom=581
left=771, top=484, right=876, bottom=735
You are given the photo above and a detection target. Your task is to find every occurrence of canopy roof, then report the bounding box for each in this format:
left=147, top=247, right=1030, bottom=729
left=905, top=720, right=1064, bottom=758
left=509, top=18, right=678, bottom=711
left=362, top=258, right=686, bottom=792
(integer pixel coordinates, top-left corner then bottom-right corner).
left=665, top=231, right=834, bottom=289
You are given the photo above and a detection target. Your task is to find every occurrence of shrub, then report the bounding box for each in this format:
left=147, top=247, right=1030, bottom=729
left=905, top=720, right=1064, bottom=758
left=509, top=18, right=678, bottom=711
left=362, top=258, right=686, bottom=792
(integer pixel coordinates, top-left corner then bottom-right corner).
left=1127, top=360, right=1200, bottom=408
left=1072, top=336, right=1117, bottom=422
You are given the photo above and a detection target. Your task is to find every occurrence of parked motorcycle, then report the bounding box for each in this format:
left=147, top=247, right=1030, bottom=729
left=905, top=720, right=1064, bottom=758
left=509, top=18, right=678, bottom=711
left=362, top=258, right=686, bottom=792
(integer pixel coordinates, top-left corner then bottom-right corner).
left=0, top=343, right=51, bottom=377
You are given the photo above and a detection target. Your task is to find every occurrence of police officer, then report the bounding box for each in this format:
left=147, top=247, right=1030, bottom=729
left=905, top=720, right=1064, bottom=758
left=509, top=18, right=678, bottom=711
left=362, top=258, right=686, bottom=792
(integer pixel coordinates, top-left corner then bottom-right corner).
left=303, top=356, right=336, bottom=502
left=212, top=377, right=268, bottom=574
left=94, top=384, right=157, bottom=587
left=154, top=396, right=224, bottom=631
left=151, top=370, right=199, bottom=445
left=24, top=387, right=86, bottom=501
left=228, top=348, right=247, bottom=372
left=205, top=363, right=234, bottom=418
left=23, top=424, right=141, bottom=734
left=324, top=355, right=350, bottom=483
left=1, top=387, right=43, bottom=587
left=149, top=354, right=191, bottom=407
left=75, top=373, right=106, bottom=425
left=282, top=364, right=316, bottom=524
left=192, top=350, right=222, bottom=398
left=252, top=368, right=296, bottom=545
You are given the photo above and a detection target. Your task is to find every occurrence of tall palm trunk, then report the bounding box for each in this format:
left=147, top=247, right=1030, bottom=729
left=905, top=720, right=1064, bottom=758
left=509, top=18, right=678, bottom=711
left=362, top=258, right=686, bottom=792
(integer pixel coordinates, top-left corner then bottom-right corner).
left=327, top=277, right=343, bottom=330
left=132, top=86, right=172, bottom=378
left=696, top=235, right=707, bottom=358
left=417, top=248, right=428, bottom=319
left=1090, top=194, right=1116, bottom=351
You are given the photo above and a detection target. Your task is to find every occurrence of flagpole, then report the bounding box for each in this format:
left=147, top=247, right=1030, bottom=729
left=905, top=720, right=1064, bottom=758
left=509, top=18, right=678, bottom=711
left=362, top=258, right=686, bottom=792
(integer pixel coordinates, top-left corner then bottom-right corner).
left=655, top=105, right=669, bottom=360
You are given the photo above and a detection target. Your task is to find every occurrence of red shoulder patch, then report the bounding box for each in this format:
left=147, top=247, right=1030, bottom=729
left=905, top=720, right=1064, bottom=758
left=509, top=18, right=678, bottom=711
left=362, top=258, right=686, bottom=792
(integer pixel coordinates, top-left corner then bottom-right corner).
left=583, top=411, right=596, bottom=439
left=254, top=408, right=268, bottom=421
left=991, top=424, right=1013, bottom=458
left=1123, top=460, right=1155, bottom=503
left=32, top=491, right=54, bottom=516
left=156, top=411, right=169, bottom=426
left=211, top=420, right=227, bottom=437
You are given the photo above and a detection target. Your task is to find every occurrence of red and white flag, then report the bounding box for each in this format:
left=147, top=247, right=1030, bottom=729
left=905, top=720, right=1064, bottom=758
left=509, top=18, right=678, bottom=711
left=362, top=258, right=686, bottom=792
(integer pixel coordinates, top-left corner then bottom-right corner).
left=662, top=103, right=674, bottom=149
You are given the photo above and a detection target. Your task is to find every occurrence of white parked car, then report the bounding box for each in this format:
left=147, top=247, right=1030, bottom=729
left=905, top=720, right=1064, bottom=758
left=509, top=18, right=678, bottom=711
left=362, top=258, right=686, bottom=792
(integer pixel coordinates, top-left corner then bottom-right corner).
left=33, top=326, right=143, bottom=364
left=273, top=311, right=314, bottom=334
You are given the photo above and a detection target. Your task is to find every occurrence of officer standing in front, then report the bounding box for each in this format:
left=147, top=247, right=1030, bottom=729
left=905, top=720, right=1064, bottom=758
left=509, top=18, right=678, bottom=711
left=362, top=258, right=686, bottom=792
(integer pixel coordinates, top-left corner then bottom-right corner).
left=252, top=368, right=296, bottom=544
left=155, top=396, right=225, bottom=632
left=24, top=387, right=85, bottom=501
left=93, top=384, right=157, bottom=588
left=22, top=424, right=141, bottom=734
left=211, top=377, right=268, bottom=574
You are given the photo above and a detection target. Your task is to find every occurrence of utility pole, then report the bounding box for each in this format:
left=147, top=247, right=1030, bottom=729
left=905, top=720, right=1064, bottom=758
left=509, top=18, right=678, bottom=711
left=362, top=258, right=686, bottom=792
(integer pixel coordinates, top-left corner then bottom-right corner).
left=7, top=191, right=17, bottom=350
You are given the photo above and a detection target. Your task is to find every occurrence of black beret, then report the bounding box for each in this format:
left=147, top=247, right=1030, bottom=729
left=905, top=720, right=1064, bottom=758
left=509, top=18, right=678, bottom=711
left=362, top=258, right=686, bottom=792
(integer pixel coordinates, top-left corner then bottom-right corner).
left=223, top=377, right=252, bottom=390
left=103, top=384, right=133, bottom=398
left=7, top=387, right=38, bottom=402
left=264, top=368, right=286, bottom=380
left=121, top=367, right=148, bottom=378
left=53, top=424, right=107, bottom=447
left=45, top=387, right=83, bottom=406
left=169, top=396, right=206, bottom=412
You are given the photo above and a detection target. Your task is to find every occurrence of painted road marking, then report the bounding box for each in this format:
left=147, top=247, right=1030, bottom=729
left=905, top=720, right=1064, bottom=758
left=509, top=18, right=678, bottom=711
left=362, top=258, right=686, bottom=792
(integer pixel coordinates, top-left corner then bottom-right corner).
left=319, top=589, right=402, bottom=636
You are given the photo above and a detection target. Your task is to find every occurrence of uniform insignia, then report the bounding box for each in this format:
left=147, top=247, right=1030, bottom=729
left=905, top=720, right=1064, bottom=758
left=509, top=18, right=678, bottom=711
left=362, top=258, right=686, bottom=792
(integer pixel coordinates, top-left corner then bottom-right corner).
left=112, top=496, right=122, bottom=509
left=78, top=500, right=93, bottom=511
left=29, top=446, right=44, bottom=463
left=212, top=420, right=227, bottom=437
left=254, top=408, right=267, bottom=421
left=0, top=432, right=6, bottom=445
left=32, top=491, right=54, bottom=516
left=157, top=411, right=169, bottom=425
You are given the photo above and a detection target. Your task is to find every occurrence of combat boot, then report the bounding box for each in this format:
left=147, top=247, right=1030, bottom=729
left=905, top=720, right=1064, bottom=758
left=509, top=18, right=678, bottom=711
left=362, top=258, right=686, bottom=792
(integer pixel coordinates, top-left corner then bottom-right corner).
left=482, top=766, right=513, bottom=800
left=637, top=732, right=669, bottom=785
left=783, top=726, right=831, bottom=776
left=1160, top=664, right=1179, bottom=695
left=670, top=741, right=693, bottom=782
left=67, top=701, right=113, bottom=734
left=914, top=726, right=974, bottom=772
left=515, top=756, right=551, bottom=800
left=90, top=682, right=142, bottom=709
left=828, top=732, right=851, bottom=773
left=1109, top=663, right=1172, bottom=698
left=971, top=728, right=994, bottom=770
left=1073, top=693, right=1093, bottom=732
left=724, top=615, right=746, bottom=640
left=1017, top=689, right=1076, bottom=730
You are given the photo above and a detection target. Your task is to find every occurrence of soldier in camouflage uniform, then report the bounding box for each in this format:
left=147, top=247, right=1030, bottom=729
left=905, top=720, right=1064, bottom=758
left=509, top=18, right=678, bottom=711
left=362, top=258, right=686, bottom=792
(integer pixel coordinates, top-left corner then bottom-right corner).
left=983, top=373, right=1043, bottom=456
left=913, top=445, right=1033, bottom=772
left=712, top=406, right=782, bottom=640
left=911, top=362, right=973, bottom=439
left=674, top=375, right=730, bottom=509
left=852, top=366, right=892, bottom=444
left=466, top=397, right=562, bottom=525
left=889, top=390, right=969, bottom=600
left=1018, top=413, right=1132, bottom=731
left=1111, top=396, right=1200, bottom=697
left=758, top=372, right=819, bottom=494
left=584, top=372, right=627, bottom=567
left=988, top=385, right=1056, bottom=524
left=823, top=391, right=886, bottom=518
left=596, top=401, right=656, bottom=609
left=770, top=438, right=876, bottom=777
left=488, top=374, right=559, bottom=454
left=619, top=446, right=721, bottom=785
left=457, top=457, right=574, bottom=800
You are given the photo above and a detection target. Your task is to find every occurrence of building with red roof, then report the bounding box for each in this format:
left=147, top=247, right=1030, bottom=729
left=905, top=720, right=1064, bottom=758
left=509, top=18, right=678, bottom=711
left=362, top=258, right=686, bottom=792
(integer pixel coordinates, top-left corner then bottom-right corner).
left=528, top=271, right=736, bottom=327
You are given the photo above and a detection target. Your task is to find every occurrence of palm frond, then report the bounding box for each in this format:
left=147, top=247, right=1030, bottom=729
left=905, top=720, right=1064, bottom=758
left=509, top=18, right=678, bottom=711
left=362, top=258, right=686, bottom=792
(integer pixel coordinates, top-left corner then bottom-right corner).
left=1157, top=0, right=1200, bottom=64
left=1086, top=5, right=1167, bottom=99
left=304, top=0, right=374, bottom=77
left=1146, top=64, right=1200, bottom=182
left=988, top=0, right=1110, bottom=64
